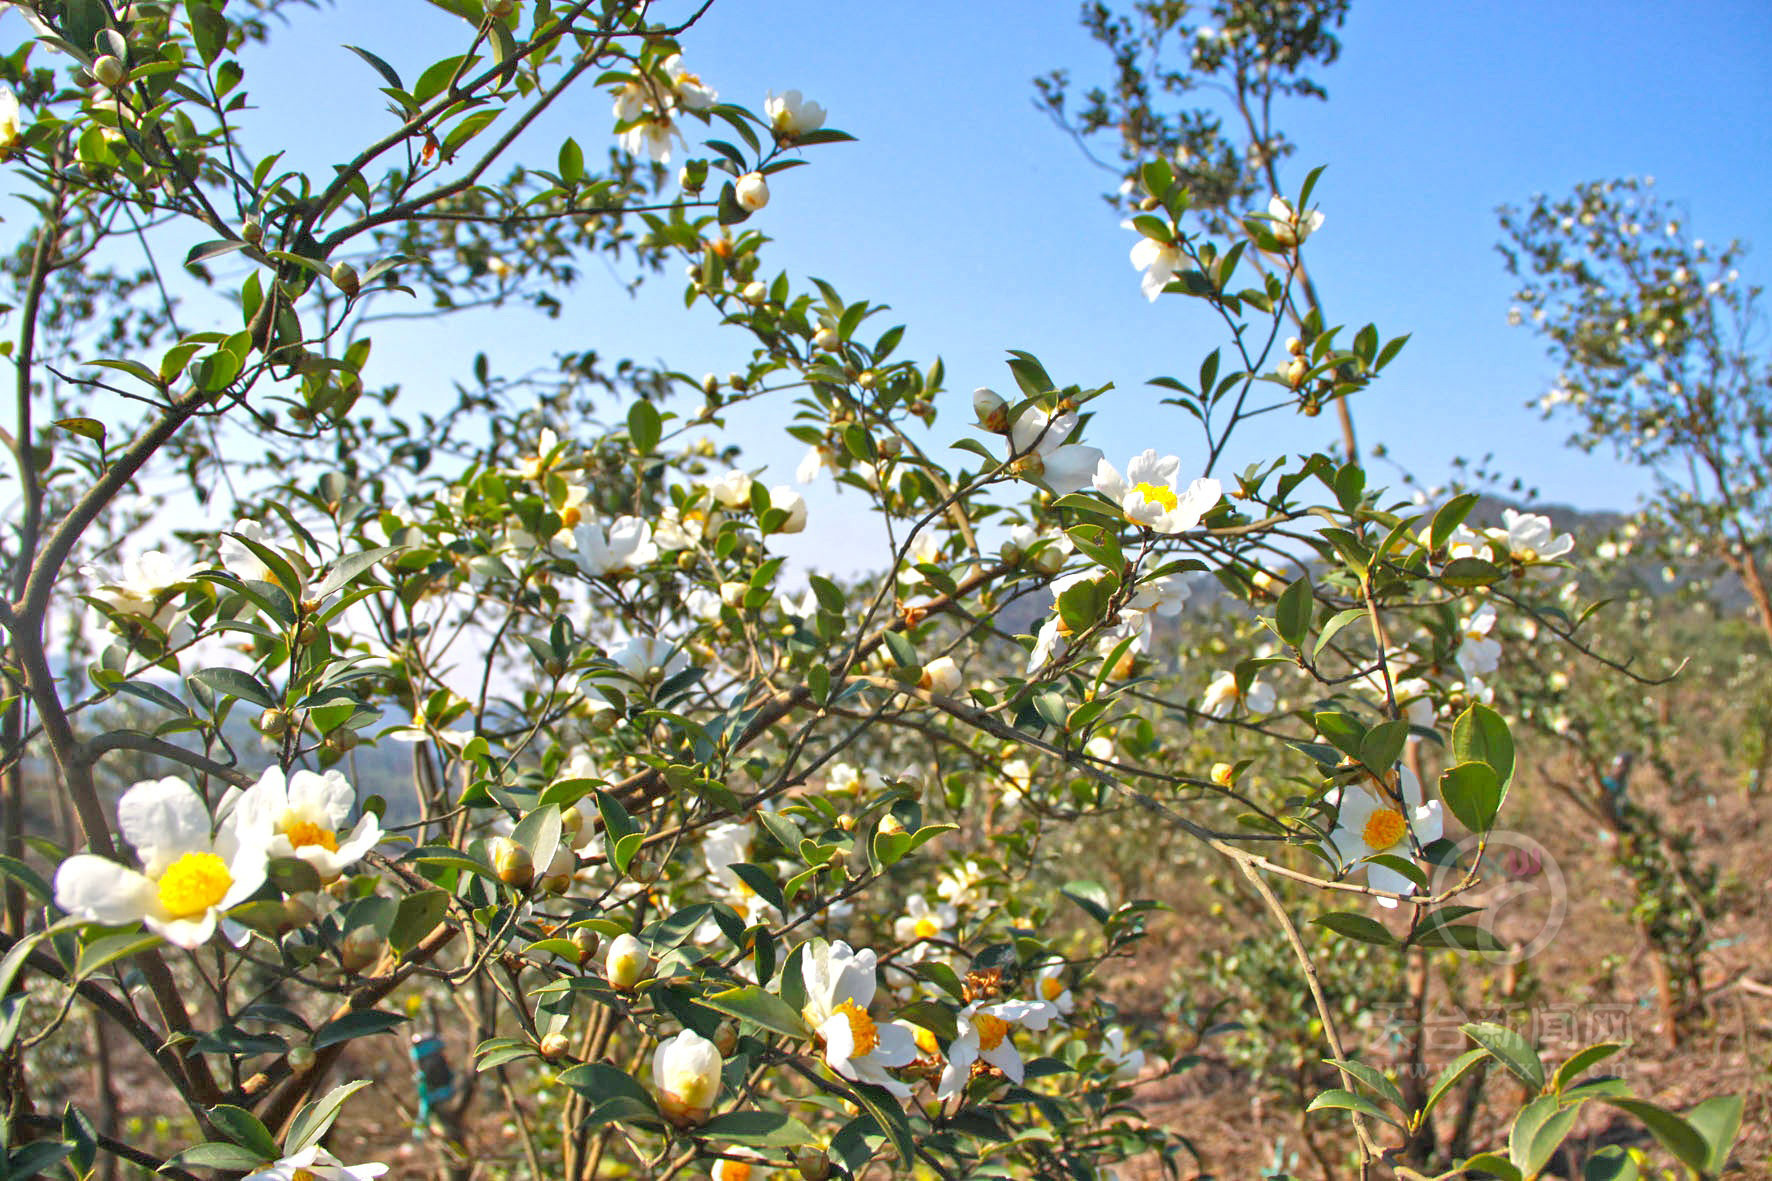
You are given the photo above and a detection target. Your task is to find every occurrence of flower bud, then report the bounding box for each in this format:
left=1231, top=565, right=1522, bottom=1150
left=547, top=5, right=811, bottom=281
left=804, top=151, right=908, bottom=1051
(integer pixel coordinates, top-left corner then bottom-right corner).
left=678, top=159, right=707, bottom=192
left=538, top=1031, right=571, bottom=1061
left=286, top=1044, right=317, bottom=1074
left=742, top=280, right=768, bottom=305
left=1286, top=335, right=1306, bottom=356
left=972, top=387, right=1009, bottom=433
left=1209, top=761, right=1235, bottom=787
left=242, top=218, right=264, bottom=246
left=652, top=1028, right=721, bottom=1125
left=558, top=805, right=585, bottom=843
left=720, top=580, right=749, bottom=608
left=877, top=814, right=906, bottom=838
left=1282, top=357, right=1309, bottom=388
left=769, top=485, right=808, bottom=533
left=92, top=55, right=128, bottom=89
left=734, top=171, right=769, bottom=212
left=813, top=327, right=840, bottom=352
left=484, top=0, right=517, bottom=15
left=1032, top=545, right=1067, bottom=576
left=710, top=1019, right=740, bottom=1057
left=570, top=927, right=600, bottom=964
left=283, top=891, right=321, bottom=928
left=258, top=707, right=292, bottom=737
left=606, top=932, right=649, bottom=990
left=795, top=1147, right=832, bottom=1181
left=488, top=836, right=534, bottom=890
left=338, top=926, right=384, bottom=974
left=330, top=261, right=360, bottom=298
left=538, top=843, right=575, bottom=894
left=919, top=655, right=962, bottom=696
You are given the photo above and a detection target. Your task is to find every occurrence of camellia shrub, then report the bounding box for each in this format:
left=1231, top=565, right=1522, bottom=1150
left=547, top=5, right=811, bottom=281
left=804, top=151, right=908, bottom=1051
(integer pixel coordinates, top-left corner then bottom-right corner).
left=0, top=3, right=1746, bottom=1180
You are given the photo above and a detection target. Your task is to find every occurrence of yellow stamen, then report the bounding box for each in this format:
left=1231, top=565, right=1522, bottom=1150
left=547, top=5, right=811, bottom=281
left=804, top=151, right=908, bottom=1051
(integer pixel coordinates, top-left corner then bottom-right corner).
left=913, top=1025, right=939, bottom=1056
left=561, top=504, right=583, bottom=528
left=291, top=1171, right=318, bottom=1181
left=834, top=998, right=879, bottom=1057
left=1132, top=481, right=1178, bottom=512
left=155, top=852, right=232, bottom=919
left=913, top=916, right=942, bottom=939
left=1040, top=976, right=1065, bottom=1001
left=973, top=1013, right=1010, bottom=1052
left=281, top=819, right=338, bottom=853
left=1362, top=808, right=1408, bottom=853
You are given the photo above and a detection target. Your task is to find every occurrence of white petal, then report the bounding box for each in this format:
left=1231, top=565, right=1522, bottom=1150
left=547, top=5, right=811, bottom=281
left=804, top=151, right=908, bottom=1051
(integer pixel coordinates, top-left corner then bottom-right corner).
left=1043, top=445, right=1106, bottom=494
left=871, top=1021, right=920, bottom=1067
left=54, top=856, right=156, bottom=925
left=288, top=769, right=355, bottom=828
left=1123, top=449, right=1179, bottom=488
left=981, top=1040, right=1024, bottom=1082
left=1091, top=457, right=1127, bottom=501
left=146, top=909, right=218, bottom=949
left=117, top=778, right=210, bottom=874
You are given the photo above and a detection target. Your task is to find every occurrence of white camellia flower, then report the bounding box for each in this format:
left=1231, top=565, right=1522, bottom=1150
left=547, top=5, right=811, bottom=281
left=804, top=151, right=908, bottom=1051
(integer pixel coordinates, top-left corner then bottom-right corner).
left=892, top=894, right=956, bottom=948
left=735, top=171, right=769, bottom=212
left=557, top=516, right=658, bottom=577
left=778, top=585, right=818, bottom=620
left=661, top=54, right=716, bottom=111
left=1100, top=1026, right=1145, bottom=1080
left=609, top=635, right=688, bottom=683
left=1199, top=670, right=1276, bottom=718
left=685, top=586, right=724, bottom=621
left=242, top=1144, right=387, bottom=1181
left=1456, top=604, right=1501, bottom=678
left=606, top=931, right=650, bottom=988
left=1490, top=508, right=1575, bottom=562
left=766, top=484, right=807, bottom=533
left=652, top=1028, right=723, bottom=1124
left=800, top=940, right=918, bottom=1098
left=703, top=469, right=755, bottom=508
left=1031, top=958, right=1075, bottom=1017
left=1093, top=450, right=1220, bottom=533
left=1127, top=226, right=1183, bottom=302
left=1267, top=194, right=1325, bottom=247
left=55, top=777, right=268, bottom=949
left=1000, top=758, right=1033, bottom=808
left=1327, top=766, right=1444, bottom=908
left=936, top=998, right=1057, bottom=1099
left=937, top=859, right=988, bottom=908
left=513, top=427, right=563, bottom=481
left=228, top=766, right=381, bottom=880
left=765, top=89, right=826, bottom=136
left=1008, top=406, right=1104, bottom=495
left=0, top=86, right=21, bottom=157
left=796, top=443, right=835, bottom=484
left=919, top=654, right=962, bottom=695
left=219, top=519, right=293, bottom=583
left=84, top=550, right=193, bottom=629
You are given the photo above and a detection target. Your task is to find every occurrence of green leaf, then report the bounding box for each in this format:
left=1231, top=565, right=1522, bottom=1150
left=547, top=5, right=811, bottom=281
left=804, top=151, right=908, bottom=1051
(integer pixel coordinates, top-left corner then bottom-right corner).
left=1603, top=1099, right=1709, bottom=1172
left=1313, top=711, right=1367, bottom=761
left=1429, top=492, right=1481, bottom=549
left=1421, top=1048, right=1487, bottom=1120
left=53, top=417, right=108, bottom=444
left=556, top=1061, right=655, bottom=1109
left=1312, top=911, right=1396, bottom=946
left=164, top=1142, right=268, bottom=1172
left=206, top=1104, right=280, bottom=1160
left=1440, top=761, right=1502, bottom=832
left=73, top=931, right=164, bottom=981
left=1313, top=607, right=1368, bottom=658
left=1510, top=1094, right=1579, bottom=1177
left=1451, top=703, right=1516, bottom=797
left=1441, top=556, right=1504, bottom=588
left=0, top=855, right=52, bottom=903
left=284, top=1080, right=372, bottom=1154
left=697, top=1110, right=816, bottom=1148
left=1551, top=1042, right=1625, bottom=1093
left=312, top=1009, right=406, bottom=1049
left=344, top=44, right=404, bottom=89
left=1324, top=1058, right=1403, bottom=1111
left=1459, top=1151, right=1523, bottom=1181
left=1274, top=577, right=1312, bottom=648
left=700, top=986, right=809, bottom=1040
left=1583, top=1146, right=1639, bottom=1181
left=1461, top=1021, right=1544, bottom=1090
left=311, top=545, right=401, bottom=599
left=389, top=889, right=449, bottom=954
left=627, top=400, right=662, bottom=454
left=1684, top=1094, right=1743, bottom=1175
left=189, top=667, right=277, bottom=710
left=1358, top=719, right=1410, bottom=775
left=1305, top=1088, right=1400, bottom=1128
left=1060, top=880, right=1111, bottom=924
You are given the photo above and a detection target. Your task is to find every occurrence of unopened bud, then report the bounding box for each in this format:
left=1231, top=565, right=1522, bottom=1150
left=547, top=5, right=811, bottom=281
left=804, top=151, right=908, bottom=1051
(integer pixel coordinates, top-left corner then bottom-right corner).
left=1032, top=545, right=1067, bottom=576
left=678, top=159, right=707, bottom=192
left=1210, top=761, right=1235, bottom=787
left=538, top=1031, right=571, bottom=1061
left=973, top=387, right=1008, bottom=432
left=813, top=327, right=840, bottom=352
left=242, top=218, right=264, bottom=246
left=606, top=932, right=649, bottom=990
left=338, top=926, right=384, bottom=974
left=1283, top=357, right=1309, bottom=388
left=258, top=707, right=292, bottom=737
left=735, top=171, right=770, bottom=212
left=1286, top=336, right=1306, bottom=356
left=91, top=55, right=128, bottom=89
left=283, top=891, right=321, bottom=928
left=795, top=1147, right=832, bottom=1181
left=488, top=836, right=534, bottom=890
left=712, top=1020, right=740, bottom=1057
left=569, top=927, right=600, bottom=964
left=742, top=280, right=768, bottom=305
left=286, top=1044, right=317, bottom=1074
left=330, top=261, right=360, bottom=298
left=856, top=369, right=878, bottom=390
left=877, top=815, right=906, bottom=838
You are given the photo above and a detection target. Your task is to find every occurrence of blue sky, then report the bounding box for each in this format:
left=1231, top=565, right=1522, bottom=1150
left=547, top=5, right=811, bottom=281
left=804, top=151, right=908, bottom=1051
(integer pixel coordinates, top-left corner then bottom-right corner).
left=14, top=1, right=1771, bottom=575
